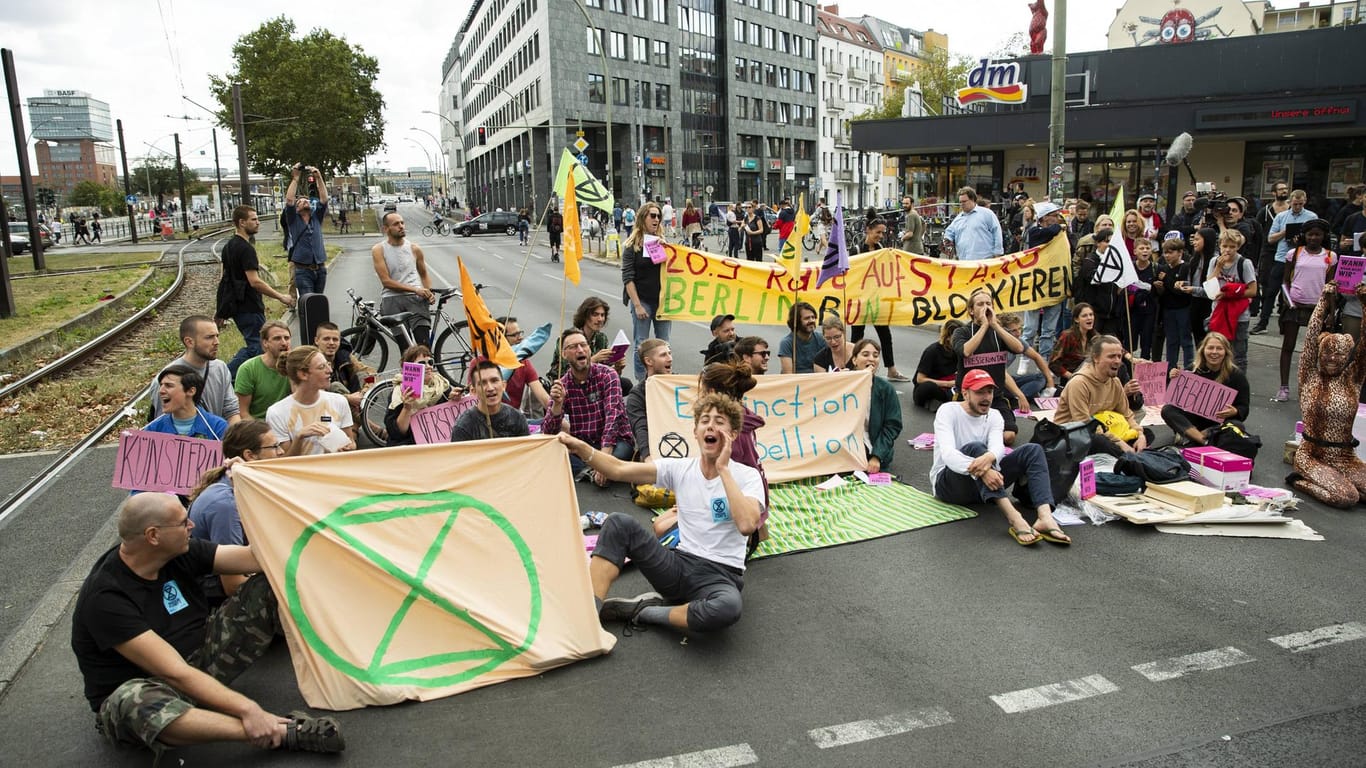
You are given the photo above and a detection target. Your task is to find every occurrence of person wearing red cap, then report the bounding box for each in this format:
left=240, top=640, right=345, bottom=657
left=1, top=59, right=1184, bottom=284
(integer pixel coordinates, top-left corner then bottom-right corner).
left=930, top=368, right=1071, bottom=546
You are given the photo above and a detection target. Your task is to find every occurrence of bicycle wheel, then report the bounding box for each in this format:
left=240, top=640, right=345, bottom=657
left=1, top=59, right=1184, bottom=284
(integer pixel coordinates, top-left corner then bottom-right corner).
left=359, top=379, right=395, bottom=448
left=421, top=225, right=436, bottom=237
left=803, top=232, right=817, bottom=251
left=432, top=321, right=474, bottom=386
left=341, top=325, right=390, bottom=378
left=438, top=223, right=450, bottom=236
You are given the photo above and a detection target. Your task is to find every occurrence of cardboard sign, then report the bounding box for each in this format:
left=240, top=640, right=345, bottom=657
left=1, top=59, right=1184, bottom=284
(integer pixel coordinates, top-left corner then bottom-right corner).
left=645, top=371, right=872, bottom=482
left=113, top=429, right=224, bottom=495
left=1033, top=397, right=1060, bottom=411
left=1134, top=361, right=1169, bottom=406
left=1078, top=457, right=1097, bottom=500
left=1165, top=370, right=1237, bottom=422
left=401, top=362, right=425, bottom=398
left=644, top=235, right=667, bottom=264
left=411, top=396, right=480, bottom=444
left=1336, top=254, right=1366, bottom=292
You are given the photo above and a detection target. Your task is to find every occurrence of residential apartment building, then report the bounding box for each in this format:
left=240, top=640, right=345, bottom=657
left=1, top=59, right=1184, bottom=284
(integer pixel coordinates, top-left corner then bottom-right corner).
left=815, top=10, right=882, bottom=209
left=448, top=0, right=819, bottom=215
left=26, top=89, right=118, bottom=204
left=1108, top=0, right=1361, bottom=49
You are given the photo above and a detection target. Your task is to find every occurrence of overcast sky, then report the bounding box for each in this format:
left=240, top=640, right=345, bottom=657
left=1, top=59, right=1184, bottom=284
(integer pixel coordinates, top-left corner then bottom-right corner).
left=0, top=1, right=1312, bottom=179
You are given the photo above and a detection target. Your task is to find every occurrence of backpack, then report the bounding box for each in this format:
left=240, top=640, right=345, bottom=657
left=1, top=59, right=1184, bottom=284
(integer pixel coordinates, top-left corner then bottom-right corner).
left=1095, top=471, right=1145, bottom=495
left=1115, top=447, right=1191, bottom=485
left=1022, top=417, right=1102, bottom=505
left=1203, top=420, right=1262, bottom=462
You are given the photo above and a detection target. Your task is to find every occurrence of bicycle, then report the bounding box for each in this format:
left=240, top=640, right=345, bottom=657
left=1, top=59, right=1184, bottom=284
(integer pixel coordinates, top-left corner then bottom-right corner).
left=421, top=219, right=451, bottom=237
left=340, top=285, right=481, bottom=387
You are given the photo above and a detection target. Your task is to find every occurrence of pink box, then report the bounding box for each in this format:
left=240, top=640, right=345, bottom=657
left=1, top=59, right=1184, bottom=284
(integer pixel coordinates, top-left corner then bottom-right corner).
left=1182, top=446, right=1252, bottom=490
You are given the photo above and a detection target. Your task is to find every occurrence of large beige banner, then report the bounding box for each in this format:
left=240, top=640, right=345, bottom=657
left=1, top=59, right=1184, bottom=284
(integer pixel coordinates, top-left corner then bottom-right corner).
left=645, top=371, right=872, bottom=483
left=232, top=436, right=615, bottom=711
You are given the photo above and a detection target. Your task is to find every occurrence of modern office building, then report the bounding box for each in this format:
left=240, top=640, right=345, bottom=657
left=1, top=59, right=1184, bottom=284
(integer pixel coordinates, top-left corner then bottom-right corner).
left=437, top=41, right=467, bottom=206
left=26, top=89, right=118, bottom=204
left=448, top=0, right=819, bottom=215
left=815, top=10, right=882, bottom=209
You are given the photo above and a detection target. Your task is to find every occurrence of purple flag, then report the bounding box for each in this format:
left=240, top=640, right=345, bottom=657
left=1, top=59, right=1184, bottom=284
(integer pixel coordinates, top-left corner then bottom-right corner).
left=817, top=192, right=849, bottom=288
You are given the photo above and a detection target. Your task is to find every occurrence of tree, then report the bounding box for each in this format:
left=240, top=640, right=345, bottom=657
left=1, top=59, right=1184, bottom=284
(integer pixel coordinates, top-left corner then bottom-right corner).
left=916, top=48, right=975, bottom=116
left=67, top=181, right=128, bottom=215
left=852, top=89, right=906, bottom=122
left=209, top=17, right=385, bottom=177
left=129, top=159, right=207, bottom=205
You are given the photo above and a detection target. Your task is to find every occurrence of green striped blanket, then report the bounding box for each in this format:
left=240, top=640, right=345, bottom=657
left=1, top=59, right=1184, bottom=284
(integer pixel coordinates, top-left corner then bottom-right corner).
left=751, top=477, right=977, bottom=559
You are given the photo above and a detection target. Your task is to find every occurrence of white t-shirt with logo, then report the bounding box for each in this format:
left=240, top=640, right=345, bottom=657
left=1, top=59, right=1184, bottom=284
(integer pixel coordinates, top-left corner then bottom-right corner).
left=266, top=391, right=353, bottom=455
left=655, top=458, right=765, bottom=571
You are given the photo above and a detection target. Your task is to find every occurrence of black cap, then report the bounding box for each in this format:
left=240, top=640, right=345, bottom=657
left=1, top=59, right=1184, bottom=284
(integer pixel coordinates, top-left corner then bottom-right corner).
left=1302, top=218, right=1331, bottom=234
left=710, top=313, right=736, bottom=331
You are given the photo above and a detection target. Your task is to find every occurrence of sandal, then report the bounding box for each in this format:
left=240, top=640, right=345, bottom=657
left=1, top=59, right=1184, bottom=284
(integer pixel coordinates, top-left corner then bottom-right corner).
left=1008, top=527, right=1040, bottom=546
left=1033, top=526, right=1072, bottom=546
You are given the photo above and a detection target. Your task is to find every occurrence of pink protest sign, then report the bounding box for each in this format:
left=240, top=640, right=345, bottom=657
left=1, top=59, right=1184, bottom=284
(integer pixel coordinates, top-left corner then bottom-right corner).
left=1033, top=397, right=1060, bottom=411
left=1165, top=370, right=1237, bottom=422
left=644, top=236, right=667, bottom=264
left=1134, top=361, right=1168, bottom=406
left=401, top=362, right=425, bottom=398
left=113, top=430, right=224, bottom=495
left=962, top=351, right=1007, bottom=368
left=410, top=396, right=479, bottom=444
left=1336, top=255, right=1366, bottom=292
left=1078, top=457, right=1096, bottom=499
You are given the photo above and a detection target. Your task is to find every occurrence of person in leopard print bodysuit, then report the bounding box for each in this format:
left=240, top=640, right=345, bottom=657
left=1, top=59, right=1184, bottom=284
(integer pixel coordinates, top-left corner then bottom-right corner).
left=1292, top=283, right=1366, bottom=507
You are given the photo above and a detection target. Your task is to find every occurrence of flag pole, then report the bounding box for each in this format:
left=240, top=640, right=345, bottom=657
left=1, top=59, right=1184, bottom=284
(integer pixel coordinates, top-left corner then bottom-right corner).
left=504, top=197, right=555, bottom=317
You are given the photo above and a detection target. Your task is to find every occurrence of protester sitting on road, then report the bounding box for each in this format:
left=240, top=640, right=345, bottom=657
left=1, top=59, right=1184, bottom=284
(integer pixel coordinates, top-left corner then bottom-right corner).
left=913, top=320, right=962, bottom=412
left=498, top=317, right=551, bottom=415
left=779, top=301, right=827, bottom=374
left=558, top=393, right=764, bottom=633
left=552, top=296, right=630, bottom=390
left=149, top=315, right=240, bottom=424
left=1291, top=283, right=1366, bottom=508
left=1160, top=332, right=1251, bottom=446
left=72, top=493, right=345, bottom=756
left=1054, top=334, right=1151, bottom=456
left=813, top=312, right=854, bottom=372
left=627, top=339, right=673, bottom=459
left=313, top=322, right=362, bottom=413
left=1049, top=302, right=1098, bottom=386
left=931, top=369, right=1070, bottom=546
left=998, top=312, right=1056, bottom=410
left=266, top=346, right=356, bottom=456
left=849, top=339, right=903, bottom=474
left=234, top=321, right=292, bottom=420
left=543, top=329, right=634, bottom=485
left=952, top=288, right=1025, bottom=445
left=382, top=345, right=463, bottom=447
left=144, top=366, right=229, bottom=442
left=734, top=335, right=771, bottom=374
left=451, top=360, right=530, bottom=441
left=1272, top=218, right=1336, bottom=403
left=703, top=313, right=738, bottom=365
left=188, top=420, right=283, bottom=603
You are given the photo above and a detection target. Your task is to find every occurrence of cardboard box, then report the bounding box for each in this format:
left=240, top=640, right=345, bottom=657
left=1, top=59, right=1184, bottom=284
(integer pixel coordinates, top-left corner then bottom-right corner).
left=1182, top=446, right=1253, bottom=491
left=1143, top=479, right=1226, bottom=513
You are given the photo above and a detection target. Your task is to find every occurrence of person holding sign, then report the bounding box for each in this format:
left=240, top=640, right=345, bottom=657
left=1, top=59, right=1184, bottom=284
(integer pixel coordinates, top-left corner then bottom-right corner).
left=1273, top=219, right=1337, bottom=403
left=931, top=369, right=1070, bottom=546
left=1160, top=332, right=1250, bottom=446
left=450, top=360, right=530, bottom=442
left=1054, top=335, right=1149, bottom=456
left=1291, top=283, right=1366, bottom=508
left=559, top=393, right=765, bottom=633
left=849, top=339, right=903, bottom=474
left=144, top=366, right=229, bottom=443
left=622, top=201, right=673, bottom=381
left=550, top=297, right=628, bottom=383
left=953, top=288, right=1025, bottom=446
left=382, top=345, right=464, bottom=447
left=265, top=346, right=355, bottom=456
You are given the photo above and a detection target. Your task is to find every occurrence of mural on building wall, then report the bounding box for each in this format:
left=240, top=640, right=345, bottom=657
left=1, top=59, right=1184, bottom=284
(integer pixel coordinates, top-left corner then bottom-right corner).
left=1108, top=1, right=1256, bottom=49
left=1028, top=1, right=1048, bottom=55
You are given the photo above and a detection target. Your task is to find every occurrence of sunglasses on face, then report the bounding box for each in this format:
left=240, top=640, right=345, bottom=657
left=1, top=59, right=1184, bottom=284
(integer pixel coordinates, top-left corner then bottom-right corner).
left=646, top=212, right=661, bottom=219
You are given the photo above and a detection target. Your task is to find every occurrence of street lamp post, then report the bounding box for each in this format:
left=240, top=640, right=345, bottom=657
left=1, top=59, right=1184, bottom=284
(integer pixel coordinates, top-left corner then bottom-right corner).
left=5, top=49, right=49, bottom=269
left=569, top=0, right=614, bottom=199
left=409, top=127, right=445, bottom=198
left=421, top=109, right=462, bottom=205
left=405, top=138, right=435, bottom=199
left=471, top=81, right=540, bottom=214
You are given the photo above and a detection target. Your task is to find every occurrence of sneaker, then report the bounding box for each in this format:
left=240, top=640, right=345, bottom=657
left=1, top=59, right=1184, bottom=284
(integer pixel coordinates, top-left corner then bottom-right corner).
left=598, top=591, right=665, bottom=623
left=282, top=711, right=345, bottom=753
left=1250, top=323, right=1269, bottom=335
left=1271, top=386, right=1289, bottom=402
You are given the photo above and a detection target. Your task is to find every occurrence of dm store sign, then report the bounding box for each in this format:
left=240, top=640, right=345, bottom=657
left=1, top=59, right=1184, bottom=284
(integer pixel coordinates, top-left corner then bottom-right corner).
left=955, top=59, right=1028, bottom=107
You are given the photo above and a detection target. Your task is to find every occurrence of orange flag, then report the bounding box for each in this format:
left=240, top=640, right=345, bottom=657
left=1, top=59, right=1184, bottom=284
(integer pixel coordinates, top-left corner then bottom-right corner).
left=563, top=165, right=582, bottom=285
left=459, top=257, right=520, bottom=369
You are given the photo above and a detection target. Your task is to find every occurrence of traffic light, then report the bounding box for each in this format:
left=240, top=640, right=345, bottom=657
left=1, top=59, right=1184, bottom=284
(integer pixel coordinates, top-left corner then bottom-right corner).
left=477, top=126, right=488, bottom=146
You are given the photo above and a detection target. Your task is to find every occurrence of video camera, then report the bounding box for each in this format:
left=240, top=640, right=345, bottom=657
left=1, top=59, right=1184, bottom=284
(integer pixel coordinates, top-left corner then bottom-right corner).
left=1191, top=184, right=1228, bottom=227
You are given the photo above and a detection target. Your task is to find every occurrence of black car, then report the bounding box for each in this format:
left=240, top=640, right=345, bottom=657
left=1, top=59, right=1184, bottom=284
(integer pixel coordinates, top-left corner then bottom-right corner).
left=453, top=211, right=519, bottom=236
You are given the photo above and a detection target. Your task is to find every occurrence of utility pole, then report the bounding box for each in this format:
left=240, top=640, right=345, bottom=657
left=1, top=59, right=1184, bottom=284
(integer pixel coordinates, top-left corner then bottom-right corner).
left=117, top=119, right=138, bottom=244
left=174, top=133, right=189, bottom=233
left=0, top=193, right=14, bottom=317
left=231, top=83, right=249, bottom=203
left=1047, top=0, right=1068, bottom=203
left=4, top=48, right=44, bottom=270
left=212, top=128, right=225, bottom=219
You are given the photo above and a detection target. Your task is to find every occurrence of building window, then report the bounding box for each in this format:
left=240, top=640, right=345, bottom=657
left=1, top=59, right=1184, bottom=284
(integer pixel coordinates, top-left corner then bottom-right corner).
left=587, top=73, right=605, bottom=103
left=762, top=0, right=773, bottom=11
left=765, top=100, right=777, bottom=121
left=636, top=81, right=649, bottom=108
left=608, top=0, right=625, bottom=12
left=779, top=103, right=789, bottom=124
left=633, top=35, right=649, bottom=62
left=778, top=32, right=789, bottom=54
left=613, top=77, right=630, bottom=105
left=753, top=96, right=763, bottom=118
left=655, top=83, right=670, bottom=110
left=651, top=0, right=667, bottom=22
left=762, top=27, right=774, bottom=49
left=610, top=31, right=627, bottom=59
left=734, top=56, right=746, bottom=80
left=653, top=39, right=669, bottom=66
left=734, top=18, right=744, bottom=42
left=779, top=67, right=789, bottom=89
left=633, top=0, right=646, bottom=16
left=748, top=22, right=759, bottom=45
left=737, top=98, right=749, bottom=120
left=586, top=27, right=603, bottom=55
left=585, top=0, right=601, bottom=6
left=764, top=63, right=776, bottom=87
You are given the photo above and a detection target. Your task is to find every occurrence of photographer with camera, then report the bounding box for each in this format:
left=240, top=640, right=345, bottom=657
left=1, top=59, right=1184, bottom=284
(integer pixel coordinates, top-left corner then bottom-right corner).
left=1252, top=189, right=1316, bottom=335
left=284, top=163, right=330, bottom=296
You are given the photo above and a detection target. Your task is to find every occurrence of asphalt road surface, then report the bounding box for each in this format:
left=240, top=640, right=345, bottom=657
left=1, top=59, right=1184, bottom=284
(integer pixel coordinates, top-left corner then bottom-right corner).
left=1, top=202, right=1363, bottom=767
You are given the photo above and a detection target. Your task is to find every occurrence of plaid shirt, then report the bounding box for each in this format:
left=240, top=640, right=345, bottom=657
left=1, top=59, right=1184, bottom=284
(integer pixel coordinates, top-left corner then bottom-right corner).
left=541, top=363, right=632, bottom=450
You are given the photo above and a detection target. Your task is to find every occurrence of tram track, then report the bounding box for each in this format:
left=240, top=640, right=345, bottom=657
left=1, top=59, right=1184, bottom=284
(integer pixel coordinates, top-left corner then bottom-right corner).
left=0, top=229, right=231, bottom=526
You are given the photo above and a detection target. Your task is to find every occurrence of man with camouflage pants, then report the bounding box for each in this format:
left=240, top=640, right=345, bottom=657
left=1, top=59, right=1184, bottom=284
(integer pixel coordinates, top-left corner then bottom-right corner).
left=70, top=492, right=344, bottom=756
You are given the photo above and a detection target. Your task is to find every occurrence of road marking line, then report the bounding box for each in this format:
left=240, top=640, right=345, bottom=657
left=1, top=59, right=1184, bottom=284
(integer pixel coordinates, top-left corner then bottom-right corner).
left=611, top=743, right=758, bottom=768
left=1131, top=646, right=1255, bottom=682
left=990, top=674, right=1119, bottom=714
left=541, top=272, right=564, bottom=281
left=1269, top=622, right=1366, bottom=653
left=808, top=707, right=954, bottom=749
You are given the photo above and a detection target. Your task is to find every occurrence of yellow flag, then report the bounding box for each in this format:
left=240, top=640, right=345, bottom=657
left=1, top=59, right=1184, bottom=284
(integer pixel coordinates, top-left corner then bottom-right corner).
left=1109, top=186, right=1126, bottom=226
left=777, top=193, right=810, bottom=268
left=553, top=148, right=614, bottom=213
left=459, top=257, right=520, bottom=369
left=563, top=165, right=582, bottom=285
